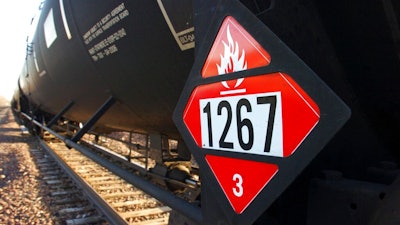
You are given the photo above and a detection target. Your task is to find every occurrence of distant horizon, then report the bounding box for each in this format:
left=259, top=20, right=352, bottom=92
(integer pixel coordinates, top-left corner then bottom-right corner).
left=0, top=96, right=11, bottom=105
left=0, top=0, right=42, bottom=101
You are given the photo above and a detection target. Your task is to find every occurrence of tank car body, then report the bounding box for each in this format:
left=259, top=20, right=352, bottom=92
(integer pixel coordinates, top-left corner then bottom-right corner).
left=18, top=0, right=194, bottom=137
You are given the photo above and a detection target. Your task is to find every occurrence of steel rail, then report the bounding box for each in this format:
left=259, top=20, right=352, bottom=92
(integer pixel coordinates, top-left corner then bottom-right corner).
left=21, top=112, right=203, bottom=225
left=38, top=139, right=128, bottom=225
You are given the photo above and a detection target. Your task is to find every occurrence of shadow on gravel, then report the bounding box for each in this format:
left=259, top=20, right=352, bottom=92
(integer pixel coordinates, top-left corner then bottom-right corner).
left=0, top=112, right=9, bottom=124
left=0, top=133, right=38, bottom=188
left=0, top=106, right=9, bottom=111
left=0, top=134, right=33, bottom=143
left=0, top=127, right=22, bottom=133
left=0, top=151, right=19, bottom=188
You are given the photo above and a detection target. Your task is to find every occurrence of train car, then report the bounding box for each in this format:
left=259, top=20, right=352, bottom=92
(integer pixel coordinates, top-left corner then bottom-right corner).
left=16, top=0, right=195, bottom=138
left=13, top=0, right=400, bottom=225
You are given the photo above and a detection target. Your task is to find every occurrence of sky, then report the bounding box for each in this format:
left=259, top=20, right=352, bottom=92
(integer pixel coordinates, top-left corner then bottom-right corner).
left=0, top=0, right=42, bottom=100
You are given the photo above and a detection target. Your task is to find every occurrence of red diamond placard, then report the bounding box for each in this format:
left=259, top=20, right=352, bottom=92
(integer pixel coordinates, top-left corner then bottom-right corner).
left=205, top=155, right=279, bottom=214
left=202, top=16, right=271, bottom=89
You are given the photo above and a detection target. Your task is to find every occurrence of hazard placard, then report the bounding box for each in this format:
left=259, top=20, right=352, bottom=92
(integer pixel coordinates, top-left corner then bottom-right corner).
left=173, top=3, right=350, bottom=225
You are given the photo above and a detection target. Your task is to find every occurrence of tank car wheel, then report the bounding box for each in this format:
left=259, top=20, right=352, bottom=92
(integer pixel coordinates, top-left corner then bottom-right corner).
left=165, top=162, right=191, bottom=192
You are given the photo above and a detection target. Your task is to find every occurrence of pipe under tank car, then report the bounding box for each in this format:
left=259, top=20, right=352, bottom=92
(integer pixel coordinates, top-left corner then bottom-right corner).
left=19, top=0, right=194, bottom=137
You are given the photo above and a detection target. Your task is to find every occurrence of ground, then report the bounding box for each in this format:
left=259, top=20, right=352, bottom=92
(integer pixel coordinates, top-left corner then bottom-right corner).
left=0, top=96, right=56, bottom=224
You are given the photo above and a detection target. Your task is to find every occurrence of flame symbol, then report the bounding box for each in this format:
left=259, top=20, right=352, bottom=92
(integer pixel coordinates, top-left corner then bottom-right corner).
left=217, top=25, right=247, bottom=89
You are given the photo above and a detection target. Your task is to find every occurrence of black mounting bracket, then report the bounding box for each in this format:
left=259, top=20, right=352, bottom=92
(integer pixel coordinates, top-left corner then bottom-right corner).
left=71, top=96, right=116, bottom=143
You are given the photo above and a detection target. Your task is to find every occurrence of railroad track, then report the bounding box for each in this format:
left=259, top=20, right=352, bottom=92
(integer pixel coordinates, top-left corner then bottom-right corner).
left=29, top=147, right=105, bottom=225
left=19, top=111, right=202, bottom=225
left=38, top=134, right=171, bottom=225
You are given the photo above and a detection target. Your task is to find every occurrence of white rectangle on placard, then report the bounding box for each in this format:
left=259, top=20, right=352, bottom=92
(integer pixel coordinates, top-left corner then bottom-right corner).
left=200, top=92, right=283, bottom=157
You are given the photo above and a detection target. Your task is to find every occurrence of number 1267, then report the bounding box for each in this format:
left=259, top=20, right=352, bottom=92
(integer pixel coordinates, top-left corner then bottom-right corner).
left=199, top=92, right=283, bottom=157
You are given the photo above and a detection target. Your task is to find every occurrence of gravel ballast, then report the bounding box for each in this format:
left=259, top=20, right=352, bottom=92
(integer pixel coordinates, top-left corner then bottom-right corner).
left=0, top=98, right=57, bottom=224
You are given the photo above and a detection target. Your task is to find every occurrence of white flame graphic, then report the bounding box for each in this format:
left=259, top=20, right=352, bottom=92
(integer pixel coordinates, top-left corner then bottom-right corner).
left=217, top=25, right=247, bottom=89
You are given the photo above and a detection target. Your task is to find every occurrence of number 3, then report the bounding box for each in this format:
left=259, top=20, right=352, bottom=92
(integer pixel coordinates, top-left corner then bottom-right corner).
left=233, top=173, right=243, bottom=197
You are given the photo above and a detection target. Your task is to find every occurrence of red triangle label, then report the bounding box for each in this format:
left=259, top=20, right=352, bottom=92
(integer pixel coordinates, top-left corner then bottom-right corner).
left=205, top=155, right=279, bottom=214
left=202, top=16, right=271, bottom=80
